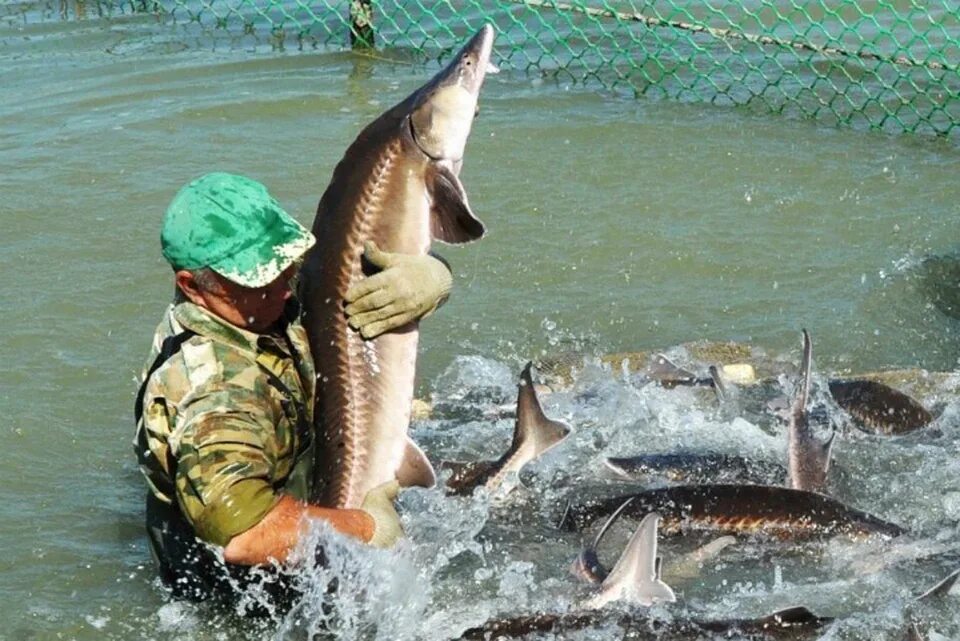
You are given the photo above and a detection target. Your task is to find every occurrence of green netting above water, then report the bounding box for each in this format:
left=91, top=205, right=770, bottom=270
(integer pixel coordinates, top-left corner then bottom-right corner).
left=42, top=0, right=960, bottom=136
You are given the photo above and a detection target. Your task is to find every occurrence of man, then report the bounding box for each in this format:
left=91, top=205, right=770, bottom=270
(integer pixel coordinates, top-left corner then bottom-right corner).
left=134, top=172, right=453, bottom=601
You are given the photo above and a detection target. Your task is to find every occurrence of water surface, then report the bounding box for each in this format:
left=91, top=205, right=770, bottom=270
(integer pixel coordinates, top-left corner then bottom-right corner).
left=2, top=5, right=960, bottom=640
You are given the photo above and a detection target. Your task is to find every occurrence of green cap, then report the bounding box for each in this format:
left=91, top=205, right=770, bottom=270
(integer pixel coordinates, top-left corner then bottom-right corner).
left=161, top=172, right=316, bottom=288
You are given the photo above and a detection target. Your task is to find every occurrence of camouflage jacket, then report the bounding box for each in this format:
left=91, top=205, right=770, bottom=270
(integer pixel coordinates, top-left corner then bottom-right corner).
left=134, top=299, right=316, bottom=547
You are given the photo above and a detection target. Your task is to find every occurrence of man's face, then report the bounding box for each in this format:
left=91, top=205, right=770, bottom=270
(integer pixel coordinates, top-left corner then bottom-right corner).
left=177, top=266, right=296, bottom=333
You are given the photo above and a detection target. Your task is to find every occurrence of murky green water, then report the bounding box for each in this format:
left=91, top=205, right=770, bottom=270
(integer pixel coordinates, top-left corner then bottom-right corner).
left=3, top=4, right=960, bottom=640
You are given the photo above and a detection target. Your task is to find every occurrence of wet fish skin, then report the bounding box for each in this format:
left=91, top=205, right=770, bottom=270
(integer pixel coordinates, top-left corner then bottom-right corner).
left=605, top=452, right=785, bottom=486
left=828, top=378, right=934, bottom=436
left=300, top=26, right=495, bottom=508
left=787, top=330, right=835, bottom=493
left=571, top=496, right=635, bottom=583
left=583, top=512, right=676, bottom=609
left=559, top=484, right=904, bottom=539
left=455, top=606, right=832, bottom=640
left=443, top=362, right=571, bottom=496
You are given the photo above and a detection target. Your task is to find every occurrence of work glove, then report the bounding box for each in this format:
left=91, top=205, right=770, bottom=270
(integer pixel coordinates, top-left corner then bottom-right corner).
left=345, top=242, right=453, bottom=339
left=360, top=479, right=404, bottom=548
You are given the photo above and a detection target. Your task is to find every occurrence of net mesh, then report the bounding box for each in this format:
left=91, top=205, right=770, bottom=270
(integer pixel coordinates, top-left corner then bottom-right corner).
left=16, top=0, right=960, bottom=136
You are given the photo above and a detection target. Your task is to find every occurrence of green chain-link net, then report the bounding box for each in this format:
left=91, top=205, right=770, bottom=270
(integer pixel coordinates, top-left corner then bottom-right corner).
left=12, top=0, right=960, bottom=136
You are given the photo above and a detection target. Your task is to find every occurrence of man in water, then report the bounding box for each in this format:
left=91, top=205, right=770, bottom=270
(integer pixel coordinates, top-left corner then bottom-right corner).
left=133, top=172, right=453, bottom=601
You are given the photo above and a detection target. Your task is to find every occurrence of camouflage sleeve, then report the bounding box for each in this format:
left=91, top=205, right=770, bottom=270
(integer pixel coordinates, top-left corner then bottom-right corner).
left=174, top=386, right=283, bottom=547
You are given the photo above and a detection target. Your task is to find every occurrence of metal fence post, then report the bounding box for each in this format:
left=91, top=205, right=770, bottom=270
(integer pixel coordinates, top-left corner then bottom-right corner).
left=350, top=0, right=374, bottom=48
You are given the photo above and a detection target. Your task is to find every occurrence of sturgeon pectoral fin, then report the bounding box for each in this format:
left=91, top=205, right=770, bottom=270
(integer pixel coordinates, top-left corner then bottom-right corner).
left=666, top=535, right=736, bottom=580
left=427, top=164, right=486, bottom=243
left=587, top=513, right=676, bottom=609
left=398, top=437, right=437, bottom=488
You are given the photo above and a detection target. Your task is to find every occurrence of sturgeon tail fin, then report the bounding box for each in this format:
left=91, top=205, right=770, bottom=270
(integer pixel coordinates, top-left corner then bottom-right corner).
left=584, top=512, right=676, bottom=609
left=514, top=362, right=571, bottom=457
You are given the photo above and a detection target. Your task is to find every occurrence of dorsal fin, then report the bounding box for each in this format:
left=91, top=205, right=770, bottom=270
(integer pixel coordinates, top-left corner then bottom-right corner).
left=584, top=512, right=676, bottom=609
left=514, top=362, right=571, bottom=455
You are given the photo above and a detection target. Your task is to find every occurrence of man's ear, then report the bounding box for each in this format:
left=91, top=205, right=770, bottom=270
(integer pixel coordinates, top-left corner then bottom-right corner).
left=175, top=270, right=206, bottom=306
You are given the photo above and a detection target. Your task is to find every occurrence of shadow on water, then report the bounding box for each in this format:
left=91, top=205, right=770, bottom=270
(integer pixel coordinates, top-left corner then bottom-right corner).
left=916, top=251, right=960, bottom=322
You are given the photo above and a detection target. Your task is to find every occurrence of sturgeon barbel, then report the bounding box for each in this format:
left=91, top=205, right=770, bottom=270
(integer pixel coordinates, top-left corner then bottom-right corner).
left=300, top=26, right=496, bottom=507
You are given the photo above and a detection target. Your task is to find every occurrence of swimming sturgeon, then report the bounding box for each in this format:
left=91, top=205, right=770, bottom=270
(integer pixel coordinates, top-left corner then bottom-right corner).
left=459, top=512, right=830, bottom=640
left=583, top=512, right=677, bottom=609
left=787, top=330, right=836, bottom=493
left=443, top=362, right=571, bottom=496
left=559, top=483, right=904, bottom=539
left=572, top=498, right=736, bottom=584
left=604, top=453, right=785, bottom=486
left=828, top=378, right=933, bottom=435
left=456, top=606, right=832, bottom=640
left=299, top=26, right=496, bottom=507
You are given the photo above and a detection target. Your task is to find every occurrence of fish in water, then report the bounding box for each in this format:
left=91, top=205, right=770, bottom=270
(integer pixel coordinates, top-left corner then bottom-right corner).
left=558, top=483, right=904, bottom=539
left=534, top=350, right=723, bottom=395
left=442, top=362, right=571, bottom=496
left=571, top=496, right=636, bottom=584
left=572, top=497, right=735, bottom=584
left=604, top=452, right=785, bottom=486
left=583, top=512, right=676, bottom=609
left=787, top=330, right=836, bottom=493
left=600, top=331, right=824, bottom=490
left=461, top=511, right=829, bottom=640
left=648, top=353, right=724, bottom=397
left=456, top=606, right=832, bottom=640
left=828, top=378, right=933, bottom=435
left=299, top=26, right=497, bottom=507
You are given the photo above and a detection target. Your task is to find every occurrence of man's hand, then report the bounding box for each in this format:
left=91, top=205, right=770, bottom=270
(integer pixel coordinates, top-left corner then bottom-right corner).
left=361, top=479, right=404, bottom=548
left=345, top=242, right=453, bottom=339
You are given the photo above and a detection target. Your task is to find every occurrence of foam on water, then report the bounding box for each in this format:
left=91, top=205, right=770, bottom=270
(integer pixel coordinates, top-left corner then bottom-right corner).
left=152, top=351, right=952, bottom=640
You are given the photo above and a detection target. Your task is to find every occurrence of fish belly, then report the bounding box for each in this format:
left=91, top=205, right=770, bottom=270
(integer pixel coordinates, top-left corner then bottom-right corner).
left=343, top=328, right=419, bottom=507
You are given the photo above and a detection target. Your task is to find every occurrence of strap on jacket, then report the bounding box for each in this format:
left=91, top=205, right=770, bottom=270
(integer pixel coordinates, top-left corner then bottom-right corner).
left=134, top=330, right=198, bottom=424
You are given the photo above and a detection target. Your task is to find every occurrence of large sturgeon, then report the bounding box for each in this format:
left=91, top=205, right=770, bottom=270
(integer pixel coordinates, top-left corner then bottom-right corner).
left=559, top=484, right=904, bottom=539
left=300, top=26, right=496, bottom=507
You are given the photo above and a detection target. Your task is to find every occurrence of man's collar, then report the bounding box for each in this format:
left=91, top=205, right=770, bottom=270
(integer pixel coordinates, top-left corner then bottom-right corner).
left=172, top=300, right=299, bottom=357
